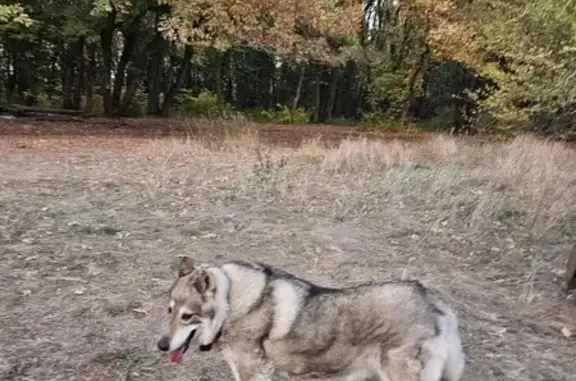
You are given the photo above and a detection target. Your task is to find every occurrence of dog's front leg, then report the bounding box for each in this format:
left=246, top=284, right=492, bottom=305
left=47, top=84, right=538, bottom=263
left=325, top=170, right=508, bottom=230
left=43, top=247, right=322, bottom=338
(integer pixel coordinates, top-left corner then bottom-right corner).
left=222, top=345, right=243, bottom=381
left=221, top=344, right=273, bottom=381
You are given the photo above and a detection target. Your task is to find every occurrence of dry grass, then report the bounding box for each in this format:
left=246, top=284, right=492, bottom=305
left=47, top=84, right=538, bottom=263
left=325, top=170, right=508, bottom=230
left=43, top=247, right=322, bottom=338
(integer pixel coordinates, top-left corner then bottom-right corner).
left=0, top=130, right=575, bottom=381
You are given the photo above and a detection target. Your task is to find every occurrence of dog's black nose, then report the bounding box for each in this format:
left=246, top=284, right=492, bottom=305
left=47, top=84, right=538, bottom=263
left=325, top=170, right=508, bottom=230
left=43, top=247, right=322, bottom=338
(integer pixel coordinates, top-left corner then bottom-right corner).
left=199, top=343, right=213, bottom=352
left=157, top=336, right=170, bottom=352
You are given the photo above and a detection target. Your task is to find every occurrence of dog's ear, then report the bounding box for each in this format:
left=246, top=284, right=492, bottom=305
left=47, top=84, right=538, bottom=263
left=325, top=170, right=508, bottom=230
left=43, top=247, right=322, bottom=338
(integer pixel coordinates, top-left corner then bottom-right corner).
left=193, top=270, right=216, bottom=294
left=178, top=256, right=196, bottom=277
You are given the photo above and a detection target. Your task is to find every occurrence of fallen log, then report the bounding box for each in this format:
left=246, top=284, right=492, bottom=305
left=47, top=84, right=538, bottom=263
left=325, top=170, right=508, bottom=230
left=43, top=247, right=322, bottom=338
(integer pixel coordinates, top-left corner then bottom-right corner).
left=567, top=244, right=576, bottom=292
left=0, top=104, right=85, bottom=117
left=0, top=114, right=85, bottom=122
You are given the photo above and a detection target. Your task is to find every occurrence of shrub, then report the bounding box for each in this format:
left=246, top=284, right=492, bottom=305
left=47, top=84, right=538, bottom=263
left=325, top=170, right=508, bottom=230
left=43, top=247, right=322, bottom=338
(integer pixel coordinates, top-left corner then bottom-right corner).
left=255, top=104, right=310, bottom=124
left=174, top=90, right=239, bottom=119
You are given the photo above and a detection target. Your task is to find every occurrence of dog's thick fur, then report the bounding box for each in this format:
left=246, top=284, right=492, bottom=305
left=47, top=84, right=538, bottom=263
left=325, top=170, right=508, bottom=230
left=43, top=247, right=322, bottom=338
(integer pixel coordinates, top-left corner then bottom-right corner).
left=157, top=257, right=465, bottom=381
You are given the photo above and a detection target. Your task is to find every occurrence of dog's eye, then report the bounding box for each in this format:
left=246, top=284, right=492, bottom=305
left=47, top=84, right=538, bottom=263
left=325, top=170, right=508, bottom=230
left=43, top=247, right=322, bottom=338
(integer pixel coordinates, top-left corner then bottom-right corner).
left=168, top=307, right=172, bottom=314
left=181, top=313, right=194, bottom=321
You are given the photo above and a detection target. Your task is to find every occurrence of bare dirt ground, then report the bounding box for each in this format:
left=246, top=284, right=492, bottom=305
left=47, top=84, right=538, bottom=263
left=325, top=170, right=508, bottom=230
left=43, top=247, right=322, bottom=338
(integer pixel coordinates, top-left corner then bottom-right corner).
left=0, top=118, right=575, bottom=381
left=0, top=117, right=440, bottom=148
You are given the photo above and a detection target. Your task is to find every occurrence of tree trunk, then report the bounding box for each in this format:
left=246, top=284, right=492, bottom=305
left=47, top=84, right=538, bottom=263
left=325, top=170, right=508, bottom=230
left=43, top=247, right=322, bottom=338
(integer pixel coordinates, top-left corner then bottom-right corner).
left=61, top=63, right=75, bottom=109
left=292, top=65, right=305, bottom=110
left=160, top=45, right=193, bottom=117
left=401, top=45, right=429, bottom=122
left=235, top=52, right=248, bottom=108
left=312, top=69, right=321, bottom=123
left=326, top=68, right=340, bottom=120
left=341, top=61, right=356, bottom=118
left=401, top=11, right=430, bottom=122
left=6, top=52, right=17, bottom=102
left=72, top=38, right=86, bottom=110
left=258, top=52, right=273, bottom=109
left=15, top=48, right=34, bottom=105
left=272, top=60, right=284, bottom=107
left=99, top=12, right=116, bottom=116
left=164, top=52, right=180, bottom=96
left=0, top=54, right=5, bottom=104
left=118, top=67, right=140, bottom=116
left=147, top=51, right=163, bottom=115
left=112, top=16, right=142, bottom=111
left=147, top=36, right=166, bottom=115
left=145, top=8, right=169, bottom=116
left=452, top=95, right=464, bottom=134
left=61, top=42, right=76, bottom=109
left=267, top=62, right=275, bottom=110
left=119, top=37, right=161, bottom=117
left=85, top=44, right=96, bottom=114
left=227, top=51, right=236, bottom=105
left=215, top=51, right=224, bottom=103
left=270, top=62, right=286, bottom=108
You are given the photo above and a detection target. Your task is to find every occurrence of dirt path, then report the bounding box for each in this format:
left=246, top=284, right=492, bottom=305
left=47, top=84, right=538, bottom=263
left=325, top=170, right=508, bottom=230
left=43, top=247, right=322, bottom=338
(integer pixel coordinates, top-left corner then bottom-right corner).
left=0, top=117, right=433, bottom=147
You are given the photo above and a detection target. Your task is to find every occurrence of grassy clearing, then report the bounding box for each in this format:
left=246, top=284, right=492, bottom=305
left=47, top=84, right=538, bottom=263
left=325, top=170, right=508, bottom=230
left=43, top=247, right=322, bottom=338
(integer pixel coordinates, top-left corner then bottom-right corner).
left=0, top=130, right=574, bottom=381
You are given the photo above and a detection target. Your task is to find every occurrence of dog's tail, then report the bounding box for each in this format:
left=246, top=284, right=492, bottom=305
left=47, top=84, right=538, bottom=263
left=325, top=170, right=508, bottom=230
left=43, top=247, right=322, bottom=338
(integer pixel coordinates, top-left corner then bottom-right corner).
left=420, top=302, right=465, bottom=381
left=440, top=311, right=465, bottom=381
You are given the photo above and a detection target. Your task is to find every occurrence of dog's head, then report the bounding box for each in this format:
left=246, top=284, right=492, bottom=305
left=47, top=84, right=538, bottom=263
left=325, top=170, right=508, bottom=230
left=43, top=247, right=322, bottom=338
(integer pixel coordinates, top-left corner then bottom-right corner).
left=157, top=256, right=226, bottom=364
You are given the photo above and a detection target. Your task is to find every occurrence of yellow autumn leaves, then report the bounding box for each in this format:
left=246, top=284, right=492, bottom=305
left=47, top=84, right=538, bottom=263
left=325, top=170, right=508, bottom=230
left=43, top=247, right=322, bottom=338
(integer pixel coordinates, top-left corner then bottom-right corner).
left=159, top=0, right=362, bottom=61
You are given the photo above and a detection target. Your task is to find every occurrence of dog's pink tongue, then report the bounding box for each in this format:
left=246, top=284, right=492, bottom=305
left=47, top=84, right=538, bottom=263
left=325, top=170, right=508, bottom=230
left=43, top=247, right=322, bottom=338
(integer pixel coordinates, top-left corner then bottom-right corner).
left=168, top=347, right=184, bottom=364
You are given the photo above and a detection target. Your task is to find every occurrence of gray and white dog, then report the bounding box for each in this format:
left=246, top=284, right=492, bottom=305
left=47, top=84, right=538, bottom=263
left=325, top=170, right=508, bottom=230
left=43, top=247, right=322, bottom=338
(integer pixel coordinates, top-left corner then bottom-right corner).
left=157, top=257, right=465, bottom=381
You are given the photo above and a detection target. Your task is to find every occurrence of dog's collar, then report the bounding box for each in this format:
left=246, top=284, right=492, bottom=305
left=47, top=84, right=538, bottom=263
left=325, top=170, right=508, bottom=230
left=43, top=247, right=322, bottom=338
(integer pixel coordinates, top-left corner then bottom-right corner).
left=198, top=329, right=223, bottom=352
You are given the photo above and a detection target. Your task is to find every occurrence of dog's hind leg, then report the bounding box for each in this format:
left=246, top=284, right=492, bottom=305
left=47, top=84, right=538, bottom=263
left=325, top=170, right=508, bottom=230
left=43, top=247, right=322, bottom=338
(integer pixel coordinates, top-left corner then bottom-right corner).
left=441, top=319, right=465, bottom=381
left=384, top=346, right=424, bottom=381
left=418, top=336, right=448, bottom=381
left=429, top=306, right=465, bottom=381
left=374, top=367, right=392, bottom=381
left=418, top=335, right=464, bottom=381
left=439, top=342, right=464, bottom=381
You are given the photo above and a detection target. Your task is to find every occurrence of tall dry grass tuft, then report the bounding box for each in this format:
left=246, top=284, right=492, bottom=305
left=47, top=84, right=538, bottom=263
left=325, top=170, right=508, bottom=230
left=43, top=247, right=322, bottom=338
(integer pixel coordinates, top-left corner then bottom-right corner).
left=319, top=138, right=418, bottom=169
left=142, top=132, right=574, bottom=245
left=479, top=136, right=575, bottom=241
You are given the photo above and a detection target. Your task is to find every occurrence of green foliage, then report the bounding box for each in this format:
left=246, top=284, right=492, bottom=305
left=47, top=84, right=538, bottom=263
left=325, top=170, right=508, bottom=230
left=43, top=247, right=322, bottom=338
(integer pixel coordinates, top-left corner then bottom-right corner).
left=418, top=109, right=454, bottom=132
left=364, top=61, right=410, bottom=116
left=0, top=4, right=33, bottom=27
left=174, top=90, right=239, bottom=119
left=255, top=105, right=310, bottom=124
left=362, top=115, right=421, bottom=133
left=0, top=3, right=34, bottom=40
left=475, top=1, right=576, bottom=123
left=33, top=91, right=63, bottom=109
left=87, top=95, right=106, bottom=116
left=125, top=89, right=148, bottom=117
left=160, top=0, right=362, bottom=63
left=324, top=118, right=359, bottom=127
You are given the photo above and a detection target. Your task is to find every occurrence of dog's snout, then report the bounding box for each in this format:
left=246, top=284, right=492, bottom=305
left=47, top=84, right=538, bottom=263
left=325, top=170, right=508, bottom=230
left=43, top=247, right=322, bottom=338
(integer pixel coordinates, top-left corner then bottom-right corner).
left=157, top=336, right=170, bottom=352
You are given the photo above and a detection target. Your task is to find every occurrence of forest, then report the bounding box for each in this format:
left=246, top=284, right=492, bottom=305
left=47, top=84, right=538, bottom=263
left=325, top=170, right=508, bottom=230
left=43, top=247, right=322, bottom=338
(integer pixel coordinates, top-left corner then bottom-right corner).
left=1, top=0, right=575, bottom=138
